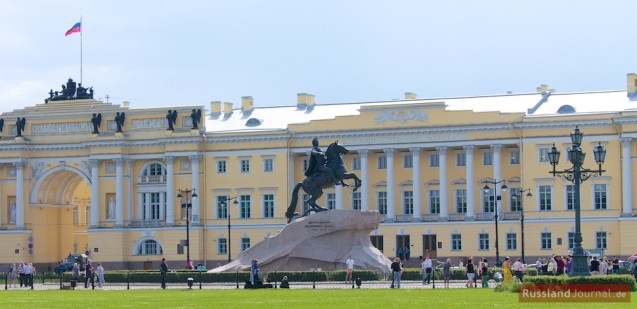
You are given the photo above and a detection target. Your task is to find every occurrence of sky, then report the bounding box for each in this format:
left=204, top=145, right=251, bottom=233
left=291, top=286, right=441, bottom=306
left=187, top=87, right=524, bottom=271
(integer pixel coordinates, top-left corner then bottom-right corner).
left=0, top=1, right=635, bottom=114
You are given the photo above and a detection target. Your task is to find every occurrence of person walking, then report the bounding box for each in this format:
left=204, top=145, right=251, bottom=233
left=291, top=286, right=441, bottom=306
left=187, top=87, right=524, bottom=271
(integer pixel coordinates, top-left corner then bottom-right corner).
left=390, top=257, right=402, bottom=289
left=481, top=258, right=489, bottom=288
left=23, top=262, right=33, bottom=288
left=466, top=257, right=475, bottom=288
left=84, top=260, right=94, bottom=289
left=421, top=254, right=432, bottom=285
left=17, top=262, right=25, bottom=288
left=345, top=255, right=355, bottom=284
left=72, top=263, right=80, bottom=288
left=8, top=263, right=17, bottom=288
left=96, top=262, right=105, bottom=288
left=513, top=258, right=525, bottom=282
left=438, top=258, right=452, bottom=288
left=160, top=258, right=168, bottom=289
left=502, top=257, right=513, bottom=282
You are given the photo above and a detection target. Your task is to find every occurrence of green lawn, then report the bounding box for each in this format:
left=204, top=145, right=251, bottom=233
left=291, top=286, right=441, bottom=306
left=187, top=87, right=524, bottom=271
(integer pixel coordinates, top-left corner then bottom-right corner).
left=1, top=289, right=635, bottom=308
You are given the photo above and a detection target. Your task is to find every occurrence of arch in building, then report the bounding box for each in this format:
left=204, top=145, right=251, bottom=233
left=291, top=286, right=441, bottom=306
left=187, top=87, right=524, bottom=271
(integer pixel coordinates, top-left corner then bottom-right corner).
left=132, top=236, right=165, bottom=256
left=29, top=165, right=91, bottom=205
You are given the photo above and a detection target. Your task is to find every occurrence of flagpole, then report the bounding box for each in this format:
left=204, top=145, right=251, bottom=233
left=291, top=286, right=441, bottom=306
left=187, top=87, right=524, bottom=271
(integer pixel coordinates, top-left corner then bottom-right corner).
left=80, top=16, right=83, bottom=84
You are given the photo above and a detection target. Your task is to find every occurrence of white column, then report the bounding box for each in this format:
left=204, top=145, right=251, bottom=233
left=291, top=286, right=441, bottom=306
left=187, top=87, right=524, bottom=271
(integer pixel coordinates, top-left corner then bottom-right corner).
left=491, top=144, right=503, bottom=213
left=622, top=137, right=633, bottom=216
left=137, top=193, right=144, bottom=220
left=360, top=150, right=369, bottom=211
left=464, top=145, right=475, bottom=219
left=159, top=189, right=165, bottom=221
left=127, top=159, right=134, bottom=226
left=115, top=158, right=125, bottom=226
left=335, top=184, right=343, bottom=209
left=145, top=193, right=151, bottom=220
left=384, top=149, right=395, bottom=220
left=289, top=152, right=296, bottom=195
left=437, top=146, right=448, bottom=220
left=14, top=162, right=26, bottom=229
left=410, top=147, right=421, bottom=219
left=165, top=156, right=175, bottom=225
left=89, top=159, right=100, bottom=227
left=190, top=155, right=201, bottom=224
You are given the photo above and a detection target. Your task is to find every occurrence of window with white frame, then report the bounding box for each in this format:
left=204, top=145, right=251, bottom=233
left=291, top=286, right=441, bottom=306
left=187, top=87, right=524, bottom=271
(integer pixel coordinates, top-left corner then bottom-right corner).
left=377, top=191, right=387, bottom=215
left=326, top=193, right=336, bottom=210
left=479, top=233, right=489, bottom=250
left=403, top=154, right=413, bottom=168
left=377, top=155, right=387, bottom=169
left=218, top=238, right=227, bottom=254
left=217, top=196, right=228, bottom=219
left=568, top=232, right=575, bottom=249
left=138, top=240, right=162, bottom=255
left=483, top=188, right=495, bottom=213
left=456, top=189, right=467, bottom=213
left=539, top=185, right=552, bottom=211
left=149, top=192, right=161, bottom=220
left=240, top=195, right=251, bottom=218
left=506, top=233, right=517, bottom=250
left=352, top=157, right=361, bottom=170
left=509, top=150, right=520, bottom=164
left=510, top=187, right=522, bottom=211
left=217, top=160, right=227, bottom=173
left=451, top=234, right=462, bottom=250
left=240, top=159, right=250, bottom=173
left=541, top=232, right=552, bottom=249
left=141, top=162, right=166, bottom=183
left=482, top=151, right=493, bottom=166
left=403, top=190, right=413, bottom=215
left=263, top=158, right=273, bottom=172
left=352, top=192, right=361, bottom=210
left=538, top=147, right=550, bottom=162
left=566, top=185, right=575, bottom=210
left=429, top=190, right=440, bottom=214
left=593, top=184, right=607, bottom=210
left=143, top=192, right=166, bottom=220
left=263, top=194, right=274, bottom=218
left=241, top=237, right=250, bottom=251
left=456, top=152, right=466, bottom=166
left=596, top=231, right=607, bottom=249
left=429, top=153, right=439, bottom=167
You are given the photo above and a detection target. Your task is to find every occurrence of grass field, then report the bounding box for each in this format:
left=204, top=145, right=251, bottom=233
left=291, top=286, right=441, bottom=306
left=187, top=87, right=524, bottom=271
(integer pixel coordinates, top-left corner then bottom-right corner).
left=1, top=289, right=635, bottom=308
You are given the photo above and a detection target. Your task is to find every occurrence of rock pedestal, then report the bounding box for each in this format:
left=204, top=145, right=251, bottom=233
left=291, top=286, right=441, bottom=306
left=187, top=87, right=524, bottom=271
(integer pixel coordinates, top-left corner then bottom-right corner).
left=209, top=209, right=391, bottom=274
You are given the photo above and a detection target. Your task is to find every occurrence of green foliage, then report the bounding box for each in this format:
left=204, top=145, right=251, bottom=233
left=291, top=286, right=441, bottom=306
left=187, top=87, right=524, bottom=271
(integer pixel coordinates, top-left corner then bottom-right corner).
left=524, top=274, right=637, bottom=292
left=494, top=280, right=520, bottom=293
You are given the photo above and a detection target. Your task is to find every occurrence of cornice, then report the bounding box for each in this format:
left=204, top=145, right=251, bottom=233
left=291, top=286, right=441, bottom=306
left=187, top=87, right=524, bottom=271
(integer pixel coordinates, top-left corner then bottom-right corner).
left=0, top=136, right=203, bottom=153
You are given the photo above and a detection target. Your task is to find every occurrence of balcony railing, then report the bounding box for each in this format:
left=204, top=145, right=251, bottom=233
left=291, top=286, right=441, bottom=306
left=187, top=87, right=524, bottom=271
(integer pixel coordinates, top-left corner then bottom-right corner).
left=502, top=211, right=522, bottom=220
left=475, top=213, right=495, bottom=221
left=394, top=214, right=412, bottom=222
left=448, top=213, right=466, bottom=221
left=421, top=214, right=440, bottom=222
left=129, top=220, right=166, bottom=228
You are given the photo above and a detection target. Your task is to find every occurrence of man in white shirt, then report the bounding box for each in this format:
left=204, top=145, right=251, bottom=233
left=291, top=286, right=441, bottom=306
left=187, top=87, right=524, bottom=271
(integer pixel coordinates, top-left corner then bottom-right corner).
left=422, top=254, right=433, bottom=284
left=345, top=255, right=354, bottom=284
left=513, top=258, right=525, bottom=282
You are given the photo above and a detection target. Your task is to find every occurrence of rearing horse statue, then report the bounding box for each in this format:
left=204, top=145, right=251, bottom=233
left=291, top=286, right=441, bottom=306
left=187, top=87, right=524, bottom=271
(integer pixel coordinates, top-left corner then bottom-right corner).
left=285, top=141, right=362, bottom=223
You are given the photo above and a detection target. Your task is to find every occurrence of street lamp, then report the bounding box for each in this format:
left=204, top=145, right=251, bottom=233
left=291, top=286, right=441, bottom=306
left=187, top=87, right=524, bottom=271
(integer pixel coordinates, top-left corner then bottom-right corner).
left=177, top=188, right=197, bottom=269
left=483, top=180, right=508, bottom=267
left=548, top=126, right=606, bottom=277
left=219, top=197, right=239, bottom=263
left=512, top=189, right=532, bottom=264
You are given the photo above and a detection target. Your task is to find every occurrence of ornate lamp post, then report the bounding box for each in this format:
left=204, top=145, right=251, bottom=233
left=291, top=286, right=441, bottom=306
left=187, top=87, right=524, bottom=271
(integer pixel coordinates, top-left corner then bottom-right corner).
left=548, top=126, right=606, bottom=277
left=483, top=180, right=508, bottom=267
left=512, top=189, right=532, bottom=264
left=177, top=189, right=197, bottom=269
left=219, top=197, right=239, bottom=263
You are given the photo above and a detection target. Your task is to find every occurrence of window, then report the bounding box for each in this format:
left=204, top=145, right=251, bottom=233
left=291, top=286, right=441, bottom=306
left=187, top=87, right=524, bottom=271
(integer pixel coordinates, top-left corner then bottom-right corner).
left=539, top=147, right=550, bottom=162
left=326, top=193, right=336, bottom=210
left=539, top=185, right=552, bottom=211
left=370, top=235, right=384, bottom=252
left=456, top=152, right=466, bottom=166
left=596, top=232, right=607, bottom=249
left=566, top=185, right=575, bottom=210
left=218, top=238, right=227, bottom=254
left=240, top=159, right=250, bottom=173
left=377, top=155, right=387, bottom=169
left=241, top=237, right=250, bottom=251
left=217, top=196, right=228, bottom=219
left=483, top=188, right=495, bottom=213
left=479, top=233, right=489, bottom=250
left=143, top=192, right=166, bottom=220
left=352, top=157, right=361, bottom=170
left=138, top=240, right=162, bottom=255
left=451, top=234, right=462, bottom=251
left=263, top=194, right=274, bottom=218
left=541, top=232, right=552, bottom=249
left=594, top=184, right=607, bottom=210
left=568, top=232, right=575, bottom=250
left=377, top=191, right=387, bottom=215
left=509, top=150, right=520, bottom=164
left=240, top=195, right=251, bottom=218
left=141, top=163, right=166, bottom=182
left=217, top=160, right=227, bottom=173
left=403, top=191, right=413, bottom=215
left=150, top=192, right=161, bottom=220
left=482, top=151, right=493, bottom=166
left=403, top=154, right=413, bottom=168
left=455, top=189, right=467, bottom=213
left=429, top=190, right=440, bottom=214
left=263, top=158, right=273, bottom=172
left=73, top=206, right=79, bottom=226
left=429, top=153, right=439, bottom=167
left=510, top=187, right=522, bottom=212
left=352, top=192, right=361, bottom=210
left=507, top=233, right=517, bottom=250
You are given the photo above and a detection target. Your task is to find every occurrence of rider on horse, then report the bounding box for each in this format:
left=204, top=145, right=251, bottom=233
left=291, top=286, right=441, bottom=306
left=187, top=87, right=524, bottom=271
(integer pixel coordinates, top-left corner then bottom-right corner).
left=305, top=138, right=347, bottom=186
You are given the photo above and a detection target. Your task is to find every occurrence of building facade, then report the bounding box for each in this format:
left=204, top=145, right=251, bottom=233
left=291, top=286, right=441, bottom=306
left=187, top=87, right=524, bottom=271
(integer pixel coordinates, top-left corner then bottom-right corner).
left=1, top=77, right=637, bottom=270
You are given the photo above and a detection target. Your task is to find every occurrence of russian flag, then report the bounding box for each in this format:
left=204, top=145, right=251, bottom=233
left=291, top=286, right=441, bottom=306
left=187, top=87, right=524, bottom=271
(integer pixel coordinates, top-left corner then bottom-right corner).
left=65, top=22, right=81, bottom=36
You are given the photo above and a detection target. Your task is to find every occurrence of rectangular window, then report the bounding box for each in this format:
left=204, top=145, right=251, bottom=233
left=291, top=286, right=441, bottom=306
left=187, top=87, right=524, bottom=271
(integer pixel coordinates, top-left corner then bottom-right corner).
left=596, top=231, right=607, bottom=249
left=594, top=184, right=607, bottom=210
left=483, top=188, right=495, bottom=213
left=326, top=193, right=336, bottom=210
left=240, top=195, right=251, bottom=218
left=217, top=160, right=226, bottom=173
left=218, top=238, right=227, bottom=254
left=403, top=191, right=413, bottom=215
left=150, top=192, right=161, bottom=220
left=455, top=189, right=467, bottom=213
left=482, top=151, right=493, bottom=166
left=429, top=153, right=439, bottom=167
left=429, top=190, right=440, bottom=214
left=510, top=187, right=522, bottom=212
left=479, top=233, right=489, bottom=250
left=263, top=194, right=274, bottom=218
left=377, top=155, right=387, bottom=169
left=509, top=150, right=520, bottom=164
left=506, top=233, right=517, bottom=250
left=352, top=157, right=361, bottom=170
left=456, top=152, right=466, bottom=166
left=263, top=158, right=273, bottom=172
left=566, top=185, right=575, bottom=210
left=377, top=191, right=387, bottom=215
left=539, top=185, right=552, bottom=211
left=539, top=147, right=550, bottom=162
left=568, top=232, right=575, bottom=250
left=451, top=234, right=462, bottom=251
left=541, top=232, right=552, bottom=249
left=240, top=159, right=250, bottom=173
left=145, top=241, right=159, bottom=255
left=241, top=237, right=250, bottom=252
left=352, top=192, right=361, bottom=210
left=217, top=196, right=228, bottom=219
left=403, top=154, right=413, bottom=168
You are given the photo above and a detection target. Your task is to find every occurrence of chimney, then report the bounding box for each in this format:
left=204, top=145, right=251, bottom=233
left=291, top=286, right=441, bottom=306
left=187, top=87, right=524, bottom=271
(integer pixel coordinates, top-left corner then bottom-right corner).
left=536, top=84, right=549, bottom=93
left=241, top=96, right=254, bottom=113
left=122, top=101, right=130, bottom=107
left=404, top=92, right=417, bottom=100
left=306, top=94, right=315, bottom=110
left=297, top=93, right=308, bottom=109
left=223, top=102, right=233, bottom=114
left=210, top=101, right=221, bottom=117
left=627, top=73, right=637, bottom=98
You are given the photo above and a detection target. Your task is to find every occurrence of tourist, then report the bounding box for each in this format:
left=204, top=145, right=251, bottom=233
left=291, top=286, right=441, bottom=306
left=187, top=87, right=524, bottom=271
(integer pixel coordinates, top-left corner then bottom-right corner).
left=555, top=255, right=565, bottom=275
left=8, top=263, right=17, bottom=288
left=280, top=275, right=290, bottom=288
left=612, top=256, right=620, bottom=274
left=17, top=262, right=25, bottom=287
left=590, top=256, right=601, bottom=275
left=390, top=257, right=402, bottom=288
left=439, top=258, right=452, bottom=288
left=502, top=257, right=512, bottom=282
left=480, top=258, right=489, bottom=288
left=23, top=262, right=33, bottom=288
left=250, top=259, right=260, bottom=284
left=160, top=258, right=168, bottom=289
left=84, top=259, right=94, bottom=289
left=421, top=254, right=432, bottom=285
left=96, top=262, right=105, bottom=288
left=513, top=258, right=525, bottom=282
left=466, top=257, right=475, bottom=288
left=345, top=255, right=354, bottom=284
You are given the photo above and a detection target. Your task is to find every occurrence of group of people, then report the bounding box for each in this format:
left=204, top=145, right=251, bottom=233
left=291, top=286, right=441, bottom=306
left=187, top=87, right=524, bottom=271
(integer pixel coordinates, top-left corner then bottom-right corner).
left=71, top=260, right=105, bottom=289
left=533, top=254, right=625, bottom=276
left=7, top=262, right=36, bottom=288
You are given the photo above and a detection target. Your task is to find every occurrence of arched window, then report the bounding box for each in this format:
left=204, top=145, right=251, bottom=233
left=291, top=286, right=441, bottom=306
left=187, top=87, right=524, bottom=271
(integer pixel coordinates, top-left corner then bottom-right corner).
left=137, top=239, right=163, bottom=255
left=141, top=162, right=166, bottom=183
left=556, top=105, right=576, bottom=114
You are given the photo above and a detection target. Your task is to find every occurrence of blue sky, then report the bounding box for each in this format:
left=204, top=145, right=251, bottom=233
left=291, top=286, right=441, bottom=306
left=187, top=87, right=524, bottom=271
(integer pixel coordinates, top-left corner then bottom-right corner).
left=0, top=1, right=635, bottom=114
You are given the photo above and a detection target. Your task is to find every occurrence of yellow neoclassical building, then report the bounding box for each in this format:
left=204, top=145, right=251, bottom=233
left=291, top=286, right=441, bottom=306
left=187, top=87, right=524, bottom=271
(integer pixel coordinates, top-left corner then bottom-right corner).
left=1, top=76, right=637, bottom=270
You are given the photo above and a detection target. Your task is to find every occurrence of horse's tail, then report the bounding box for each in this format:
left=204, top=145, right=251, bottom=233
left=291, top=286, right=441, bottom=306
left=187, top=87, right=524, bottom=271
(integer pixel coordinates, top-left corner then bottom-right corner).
left=285, top=183, right=303, bottom=218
